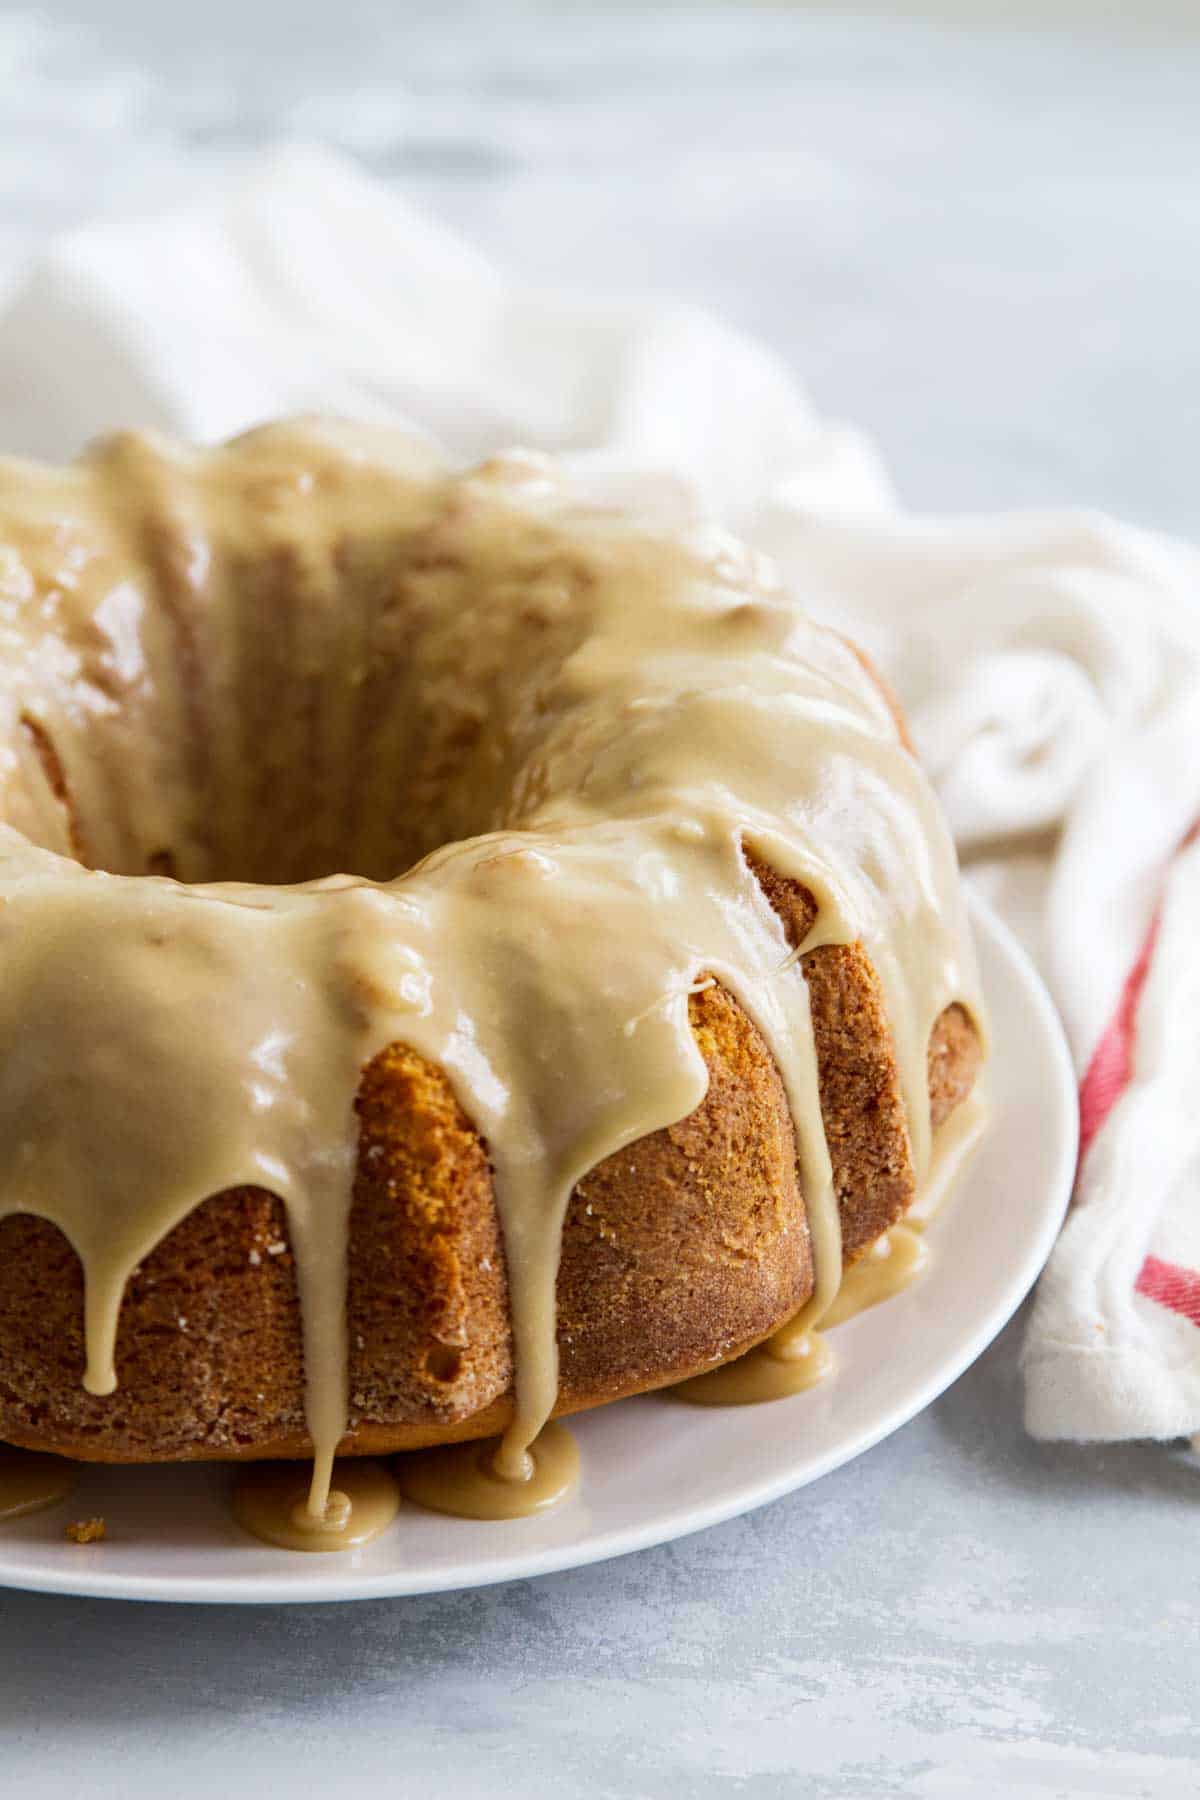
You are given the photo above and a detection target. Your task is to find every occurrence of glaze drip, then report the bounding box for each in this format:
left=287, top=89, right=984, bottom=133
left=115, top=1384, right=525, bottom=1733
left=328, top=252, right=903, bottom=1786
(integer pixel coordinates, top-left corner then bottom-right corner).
left=398, top=1420, right=580, bottom=1520
left=0, top=421, right=985, bottom=1503
left=232, top=1457, right=400, bottom=1553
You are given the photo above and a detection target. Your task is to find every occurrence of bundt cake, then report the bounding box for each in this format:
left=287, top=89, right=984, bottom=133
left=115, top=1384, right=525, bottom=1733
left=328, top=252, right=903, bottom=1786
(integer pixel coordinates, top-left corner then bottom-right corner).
left=0, top=420, right=984, bottom=1524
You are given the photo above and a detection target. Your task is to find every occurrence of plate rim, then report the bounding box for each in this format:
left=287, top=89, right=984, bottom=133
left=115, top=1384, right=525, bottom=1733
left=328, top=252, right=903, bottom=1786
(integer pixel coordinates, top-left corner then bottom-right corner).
left=0, top=892, right=1078, bottom=1604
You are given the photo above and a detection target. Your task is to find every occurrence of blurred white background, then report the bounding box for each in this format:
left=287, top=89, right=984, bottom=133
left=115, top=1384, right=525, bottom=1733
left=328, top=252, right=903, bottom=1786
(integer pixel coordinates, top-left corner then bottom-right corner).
left=4, top=2, right=1200, bottom=531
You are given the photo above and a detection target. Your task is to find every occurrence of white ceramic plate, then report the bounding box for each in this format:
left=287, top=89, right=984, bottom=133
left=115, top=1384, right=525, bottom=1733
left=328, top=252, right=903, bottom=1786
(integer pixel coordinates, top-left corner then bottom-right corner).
left=0, top=895, right=1076, bottom=1604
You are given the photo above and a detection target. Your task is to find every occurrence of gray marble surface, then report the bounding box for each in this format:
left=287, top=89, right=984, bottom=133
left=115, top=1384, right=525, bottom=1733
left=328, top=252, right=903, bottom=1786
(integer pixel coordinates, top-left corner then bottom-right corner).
left=3, top=5, right=1200, bottom=1794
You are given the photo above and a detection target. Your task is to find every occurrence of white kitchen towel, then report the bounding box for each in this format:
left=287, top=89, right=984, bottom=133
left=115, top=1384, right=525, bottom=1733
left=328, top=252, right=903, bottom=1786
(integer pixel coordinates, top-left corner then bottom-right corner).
left=2, top=143, right=1199, bottom=1443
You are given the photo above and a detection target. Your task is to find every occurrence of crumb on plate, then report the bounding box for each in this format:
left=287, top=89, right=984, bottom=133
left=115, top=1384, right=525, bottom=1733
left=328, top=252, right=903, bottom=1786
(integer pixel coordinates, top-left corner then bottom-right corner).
left=66, top=1517, right=106, bottom=1544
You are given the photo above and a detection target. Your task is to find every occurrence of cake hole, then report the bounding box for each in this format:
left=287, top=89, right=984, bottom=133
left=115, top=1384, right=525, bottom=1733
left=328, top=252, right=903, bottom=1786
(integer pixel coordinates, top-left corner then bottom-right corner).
left=423, top=1345, right=463, bottom=1385
left=9, top=523, right=596, bottom=888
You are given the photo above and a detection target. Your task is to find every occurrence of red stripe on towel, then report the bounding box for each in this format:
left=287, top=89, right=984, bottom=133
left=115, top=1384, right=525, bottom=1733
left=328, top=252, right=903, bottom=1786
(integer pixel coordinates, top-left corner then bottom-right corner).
left=1089, top=824, right=1199, bottom=1318
left=1076, top=820, right=1198, bottom=1168
left=1077, top=911, right=1161, bottom=1163
left=1136, top=1254, right=1200, bottom=1329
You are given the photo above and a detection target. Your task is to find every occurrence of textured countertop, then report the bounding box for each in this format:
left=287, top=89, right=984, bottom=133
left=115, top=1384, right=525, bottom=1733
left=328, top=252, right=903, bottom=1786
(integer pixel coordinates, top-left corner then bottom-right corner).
left=4, top=6, right=1200, bottom=1795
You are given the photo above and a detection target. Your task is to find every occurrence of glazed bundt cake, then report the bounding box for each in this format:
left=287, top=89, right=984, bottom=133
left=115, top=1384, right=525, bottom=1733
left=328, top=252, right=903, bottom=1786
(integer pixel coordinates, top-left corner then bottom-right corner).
left=0, top=420, right=984, bottom=1511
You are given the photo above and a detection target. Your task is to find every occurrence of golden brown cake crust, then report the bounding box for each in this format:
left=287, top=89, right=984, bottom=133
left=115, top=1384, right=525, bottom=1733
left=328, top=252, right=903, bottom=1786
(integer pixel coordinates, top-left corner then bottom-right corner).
left=0, top=868, right=980, bottom=1464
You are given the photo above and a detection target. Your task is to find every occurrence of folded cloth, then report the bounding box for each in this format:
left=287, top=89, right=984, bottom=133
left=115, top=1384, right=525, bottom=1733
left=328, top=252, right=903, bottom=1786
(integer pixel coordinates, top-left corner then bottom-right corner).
left=2, top=144, right=1198, bottom=1443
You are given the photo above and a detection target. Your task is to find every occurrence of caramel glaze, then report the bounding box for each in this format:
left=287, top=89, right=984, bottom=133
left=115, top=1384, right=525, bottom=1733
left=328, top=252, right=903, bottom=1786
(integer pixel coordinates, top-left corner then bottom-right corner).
left=232, top=1457, right=400, bottom=1553
left=672, top=1329, right=837, bottom=1407
left=0, top=421, right=986, bottom=1531
left=397, top=1421, right=579, bottom=1520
